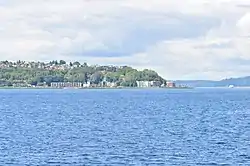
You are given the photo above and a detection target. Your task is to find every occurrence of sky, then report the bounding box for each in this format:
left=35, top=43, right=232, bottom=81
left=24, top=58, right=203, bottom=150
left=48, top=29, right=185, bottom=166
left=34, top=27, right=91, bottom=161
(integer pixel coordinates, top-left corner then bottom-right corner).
left=0, top=0, right=250, bottom=80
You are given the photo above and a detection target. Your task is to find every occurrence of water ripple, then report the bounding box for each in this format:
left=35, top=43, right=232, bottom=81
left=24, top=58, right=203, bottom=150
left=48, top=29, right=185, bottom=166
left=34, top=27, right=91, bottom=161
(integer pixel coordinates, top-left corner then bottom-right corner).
left=0, top=89, right=249, bottom=165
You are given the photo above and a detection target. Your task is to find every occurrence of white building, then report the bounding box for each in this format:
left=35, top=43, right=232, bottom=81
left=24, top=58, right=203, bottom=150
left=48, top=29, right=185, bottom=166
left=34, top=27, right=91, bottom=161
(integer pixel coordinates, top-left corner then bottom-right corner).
left=106, top=82, right=116, bottom=87
left=136, top=81, right=162, bottom=88
left=150, top=81, right=161, bottom=87
left=136, top=81, right=151, bottom=88
left=51, top=82, right=82, bottom=88
left=83, top=81, right=91, bottom=88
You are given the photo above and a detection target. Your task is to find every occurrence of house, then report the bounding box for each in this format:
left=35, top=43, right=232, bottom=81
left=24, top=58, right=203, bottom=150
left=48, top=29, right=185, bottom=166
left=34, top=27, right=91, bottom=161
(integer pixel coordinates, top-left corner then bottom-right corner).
left=107, top=82, right=116, bottom=87
left=136, top=81, right=151, bottom=88
left=166, top=81, right=176, bottom=88
left=51, top=82, right=82, bottom=88
left=83, top=81, right=91, bottom=88
left=150, top=81, right=161, bottom=87
left=136, top=81, right=161, bottom=88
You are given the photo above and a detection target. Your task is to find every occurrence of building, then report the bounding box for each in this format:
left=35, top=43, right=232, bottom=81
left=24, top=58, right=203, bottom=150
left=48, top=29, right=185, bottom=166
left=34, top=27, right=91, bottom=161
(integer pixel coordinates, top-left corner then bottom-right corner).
left=106, top=82, right=117, bottom=87
left=136, top=81, right=151, bottom=88
left=51, top=82, right=82, bottom=88
left=136, top=81, right=162, bottom=88
left=150, top=81, right=161, bottom=87
left=83, top=81, right=91, bottom=88
left=166, top=81, right=176, bottom=88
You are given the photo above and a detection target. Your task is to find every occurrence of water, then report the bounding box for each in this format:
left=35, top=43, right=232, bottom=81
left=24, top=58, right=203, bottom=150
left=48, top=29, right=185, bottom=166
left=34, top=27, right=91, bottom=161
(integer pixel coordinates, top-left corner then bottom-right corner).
left=0, top=88, right=249, bottom=165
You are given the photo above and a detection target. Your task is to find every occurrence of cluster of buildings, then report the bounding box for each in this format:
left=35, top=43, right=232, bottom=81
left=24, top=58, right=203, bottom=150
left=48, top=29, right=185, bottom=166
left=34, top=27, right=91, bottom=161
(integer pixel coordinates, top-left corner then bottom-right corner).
left=51, top=82, right=83, bottom=88
left=0, top=61, right=128, bottom=71
left=136, top=81, right=161, bottom=88
left=136, top=81, right=176, bottom=88
left=51, top=81, right=117, bottom=88
left=0, top=61, right=80, bottom=70
left=166, top=81, right=176, bottom=88
left=50, top=80, right=176, bottom=89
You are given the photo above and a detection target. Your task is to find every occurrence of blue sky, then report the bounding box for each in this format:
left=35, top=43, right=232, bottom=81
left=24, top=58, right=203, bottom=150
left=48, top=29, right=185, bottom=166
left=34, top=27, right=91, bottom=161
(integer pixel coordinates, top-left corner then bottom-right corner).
left=0, top=0, right=250, bottom=80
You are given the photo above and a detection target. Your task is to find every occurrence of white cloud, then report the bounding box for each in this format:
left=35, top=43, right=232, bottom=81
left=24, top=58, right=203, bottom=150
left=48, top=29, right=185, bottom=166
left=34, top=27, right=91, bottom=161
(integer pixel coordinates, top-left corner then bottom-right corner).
left=0, top=0, right=250, bottom=79
left=237, top=12, right=250, bottom=35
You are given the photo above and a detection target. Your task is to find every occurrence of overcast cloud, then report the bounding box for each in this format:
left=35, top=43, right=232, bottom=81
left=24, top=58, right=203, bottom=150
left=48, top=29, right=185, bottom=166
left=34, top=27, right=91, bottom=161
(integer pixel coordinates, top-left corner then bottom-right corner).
left=0, top=0, right=250, bottom=80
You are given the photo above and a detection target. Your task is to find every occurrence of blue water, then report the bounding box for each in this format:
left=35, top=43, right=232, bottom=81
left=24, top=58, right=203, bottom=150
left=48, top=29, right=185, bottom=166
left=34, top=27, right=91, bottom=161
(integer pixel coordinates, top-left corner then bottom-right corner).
left=0, top=88, right=249, bottom=165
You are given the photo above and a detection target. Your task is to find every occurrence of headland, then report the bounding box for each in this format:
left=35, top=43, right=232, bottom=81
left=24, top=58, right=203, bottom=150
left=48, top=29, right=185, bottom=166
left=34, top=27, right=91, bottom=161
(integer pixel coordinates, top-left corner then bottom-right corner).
left=0, top=60, right=190, bottom=89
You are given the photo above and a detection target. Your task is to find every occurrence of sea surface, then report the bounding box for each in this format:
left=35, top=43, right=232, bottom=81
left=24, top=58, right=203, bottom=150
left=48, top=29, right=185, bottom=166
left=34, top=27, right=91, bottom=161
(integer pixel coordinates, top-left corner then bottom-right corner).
left=0, top=88, right=249, bottom=165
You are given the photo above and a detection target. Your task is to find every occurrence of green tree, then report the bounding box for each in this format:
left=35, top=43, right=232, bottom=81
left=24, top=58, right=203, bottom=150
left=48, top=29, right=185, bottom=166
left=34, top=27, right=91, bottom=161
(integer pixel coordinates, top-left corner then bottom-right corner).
left=83, top=62, right=88, bottom=67
left=90, top=72, right=103, bottom=84
left=73, top=61, right=81, bottom=67
left=59, top=60, right=66, bottom=65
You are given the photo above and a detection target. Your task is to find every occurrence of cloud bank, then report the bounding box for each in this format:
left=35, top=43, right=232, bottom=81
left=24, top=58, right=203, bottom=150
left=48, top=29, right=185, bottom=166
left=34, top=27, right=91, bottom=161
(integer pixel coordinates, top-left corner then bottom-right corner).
left=0, top=0, right=250, bottom=79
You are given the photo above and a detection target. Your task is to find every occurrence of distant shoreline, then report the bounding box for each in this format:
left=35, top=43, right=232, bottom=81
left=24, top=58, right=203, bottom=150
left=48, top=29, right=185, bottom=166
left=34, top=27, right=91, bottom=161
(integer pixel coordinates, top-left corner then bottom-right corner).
left=0, top=86, right=193, bottom=90
left=2, top=86, right=250, bottom=90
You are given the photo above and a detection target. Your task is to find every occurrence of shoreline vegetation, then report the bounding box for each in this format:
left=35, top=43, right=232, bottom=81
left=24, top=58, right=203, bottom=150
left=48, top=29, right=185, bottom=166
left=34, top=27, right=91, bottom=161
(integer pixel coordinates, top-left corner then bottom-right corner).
left=0, top=60, right=190, bottom=89
left=0, top=86, right=193, bottom=90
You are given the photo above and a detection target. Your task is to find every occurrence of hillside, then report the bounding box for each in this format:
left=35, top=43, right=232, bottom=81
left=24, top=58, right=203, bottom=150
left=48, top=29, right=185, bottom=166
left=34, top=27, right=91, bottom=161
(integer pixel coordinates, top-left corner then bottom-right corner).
left=0, top=60, right=166, bottom=87
left=176, top=76, right=250, bottom=87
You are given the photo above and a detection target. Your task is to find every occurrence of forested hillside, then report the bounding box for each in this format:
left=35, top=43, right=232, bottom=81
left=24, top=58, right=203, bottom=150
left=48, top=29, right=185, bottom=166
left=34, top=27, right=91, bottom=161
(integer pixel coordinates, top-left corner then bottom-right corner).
left=0, top=60, right=166, bottom=87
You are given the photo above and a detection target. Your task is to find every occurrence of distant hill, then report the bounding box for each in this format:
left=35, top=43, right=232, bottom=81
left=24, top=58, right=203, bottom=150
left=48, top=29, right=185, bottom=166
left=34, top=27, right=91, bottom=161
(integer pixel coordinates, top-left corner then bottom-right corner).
left=175, top=76, right=250, bottom=87
left=175, top=80, right=217, bottom=87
